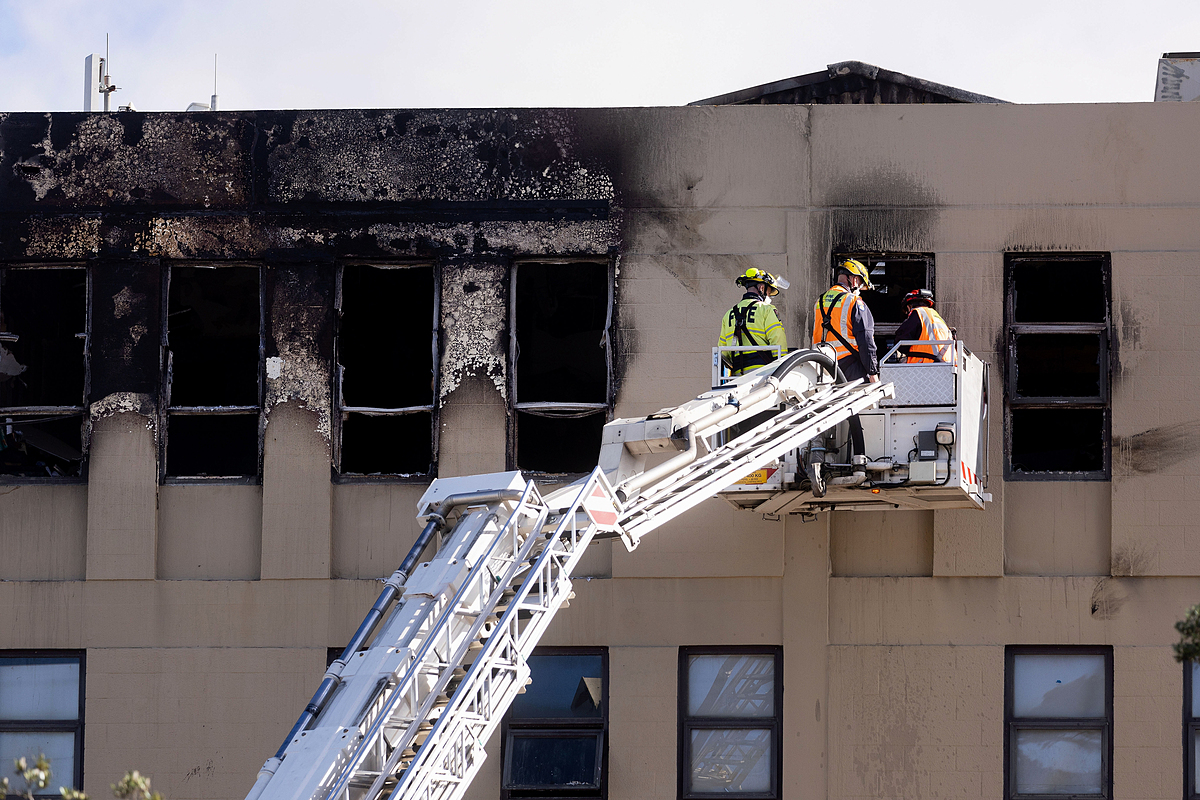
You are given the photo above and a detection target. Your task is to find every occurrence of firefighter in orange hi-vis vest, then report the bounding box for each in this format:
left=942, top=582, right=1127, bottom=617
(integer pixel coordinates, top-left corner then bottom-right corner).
left=894, top=289, right=954, bottom=363
left=807, top=259, right=879, bottom=487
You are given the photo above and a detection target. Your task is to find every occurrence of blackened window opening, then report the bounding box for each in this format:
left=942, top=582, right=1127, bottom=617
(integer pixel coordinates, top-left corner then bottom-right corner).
left=1010, top=408, right=1105, bottom=473
left=1013, top=334, right=1103, bottom=398
left=1013, top=260, right=1106, bottom=323
left=835, top=253, right=933, bottom=359
left=0, top=267, right=87, bottom=479
left=0, top=269, right=87, bottom=408
left=165, top=265, right=262, bottom=480
left=515, top=263, right=608, bottom=404
left=336, top=264, right=437, bottom=478
left=341, top=413, right=432, bottom=475
left=517, top=412, right=605, bottom=475
left=1005, top=254, right=1110, bottom=479
left=340, top=266, right=434, bottom=409
left=168, top=266, right=260, bottom=407
left=166, top=414, right=259, bottom=478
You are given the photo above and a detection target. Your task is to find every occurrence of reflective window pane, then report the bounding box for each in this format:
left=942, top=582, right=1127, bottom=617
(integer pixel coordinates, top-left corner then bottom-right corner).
left=506, top=733, right=600, bottom=789
left=510, top=654, right=603, bottom=719
left=1192, top=662, right=1200, bottom=718
left=0, top=731, right=76, bottom=792
left=1194, top=728, right=1200, bottom=790
left=1013, top=654, right=1106, bottom=718
left=1014, top=729, right=1102, bottom=794
left=687, top=655, right=775, bottom=718
left=0, top=659, right=79, bottom=720
left=689, top=728, right=772, bottom=794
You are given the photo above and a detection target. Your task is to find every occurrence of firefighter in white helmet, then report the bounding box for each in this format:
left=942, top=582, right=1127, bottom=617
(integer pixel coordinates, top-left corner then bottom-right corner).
left=717, top=267, right=790, bottom=376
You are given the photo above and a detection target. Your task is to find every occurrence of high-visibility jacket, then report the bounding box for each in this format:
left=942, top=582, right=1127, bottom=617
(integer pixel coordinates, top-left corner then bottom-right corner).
left=811, top=285, right=861, bottom=361
left=903, top=307, right=954, bottom=363
left=718, top=294, right=787, bottom=375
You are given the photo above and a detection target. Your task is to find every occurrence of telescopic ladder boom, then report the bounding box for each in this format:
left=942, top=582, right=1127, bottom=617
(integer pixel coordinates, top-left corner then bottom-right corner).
left=244, top=348, right=891, bottom=800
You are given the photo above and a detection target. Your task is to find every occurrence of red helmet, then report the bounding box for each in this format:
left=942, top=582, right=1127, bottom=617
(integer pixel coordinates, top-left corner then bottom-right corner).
left=902, top=289, right=934, bottom=310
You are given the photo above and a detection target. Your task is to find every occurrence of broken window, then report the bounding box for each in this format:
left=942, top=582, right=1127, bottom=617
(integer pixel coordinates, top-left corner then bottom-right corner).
left=1005, top=254, right=1110, bottom=479
left=1005, top=646, right=1112, bottom=798
left=832, top=253, right=933, bottom=359
left=163, top=264, right=263, bottom=481
left=511, top=261, right=611, bottom=474
left=679, top=646, right=782, bottom=799
left=0, top=267, right=88, bottom=479
left=334, top=264, right=436, bottom=478
left=501, top=647, right=607, bottom=800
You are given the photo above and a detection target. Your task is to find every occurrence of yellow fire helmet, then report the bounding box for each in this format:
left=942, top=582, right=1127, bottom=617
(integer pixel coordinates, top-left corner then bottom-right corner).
left=734, top=267, right=790, bottom=296
left=836, top=258, right=873, bottom=289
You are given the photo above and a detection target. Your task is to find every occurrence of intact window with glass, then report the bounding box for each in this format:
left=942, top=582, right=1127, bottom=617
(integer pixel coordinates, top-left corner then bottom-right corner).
left=334, top=264, right=437, bottom=478
left=511, top=261, right=612, bottom=475
left=832, top=252, right=933, bottom=360
left=0, top=652, right=85, bottom=796
left=0, top=266, right=88, bottom=479
left=163, top=264, right=263, bottom=480
left=501, top=647, right=607, bottom=800
left=1186, top=660, right=1200, bottom=798
left=1004, top=646, right=1112, bottom=798
left=1005, top=254, right=1111, bottom=479
left=678, top=646, right=782, bottom=799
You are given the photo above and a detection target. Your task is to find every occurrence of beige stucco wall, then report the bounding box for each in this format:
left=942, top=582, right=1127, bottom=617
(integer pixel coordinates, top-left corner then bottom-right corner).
left=4, top=100, right=1200, bottom=800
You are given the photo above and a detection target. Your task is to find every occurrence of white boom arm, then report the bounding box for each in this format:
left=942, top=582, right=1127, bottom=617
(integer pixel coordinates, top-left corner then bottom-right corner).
left=244, top=347, right=891, bottom=800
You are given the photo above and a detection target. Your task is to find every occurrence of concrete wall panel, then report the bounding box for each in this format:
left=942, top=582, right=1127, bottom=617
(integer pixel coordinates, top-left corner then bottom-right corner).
left=0, top=485, right=86, bottom=580
left=832, top=510, right=933, bottom=577
left=1113, top=646, right=1182, bottom=799
left=261, top=403, right=333, bottom=579
left=86, top=412, right=157, bottom=580
left=1005, top=482, right=1111, bottom=576
left=331, top=483, right=426, bottom=579
left=612, top=499, right=783, bottom=579
left=811, top=103, right=1200, bottom=209
left=84, top=647, right=320, bottom=800
left=608, top=646, right=678, bottom=800
left=158, top=485, right=262, bottom=580
left=827, top=645, right=1002, bottom=799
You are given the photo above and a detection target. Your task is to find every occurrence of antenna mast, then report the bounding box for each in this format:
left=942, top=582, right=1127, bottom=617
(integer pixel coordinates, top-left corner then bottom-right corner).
left=211, top=54, right=219, bottom=111
left=99, top=34, right=119, bottom=111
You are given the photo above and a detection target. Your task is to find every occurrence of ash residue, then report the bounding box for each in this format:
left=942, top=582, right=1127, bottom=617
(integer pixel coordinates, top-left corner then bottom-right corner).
left=264, top=265, right=334, bottom=443
left=1113, top=419, right=1200, bottom=476
left=439, top=263, right=508, bottom=400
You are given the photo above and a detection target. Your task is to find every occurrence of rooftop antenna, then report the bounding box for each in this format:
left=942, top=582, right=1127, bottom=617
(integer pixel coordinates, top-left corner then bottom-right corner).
left=211, top=54, right=218, bottom=111
left=101, top=34, right=119, bottom=111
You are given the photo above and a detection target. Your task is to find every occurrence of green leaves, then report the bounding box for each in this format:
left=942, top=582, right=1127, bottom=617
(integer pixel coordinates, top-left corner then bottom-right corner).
left=1174, top=603, right=1200, bottom=663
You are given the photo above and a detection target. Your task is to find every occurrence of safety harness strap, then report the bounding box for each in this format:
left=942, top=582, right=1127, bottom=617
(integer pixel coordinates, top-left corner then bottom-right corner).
left=818, top=290, right=859, bottom=359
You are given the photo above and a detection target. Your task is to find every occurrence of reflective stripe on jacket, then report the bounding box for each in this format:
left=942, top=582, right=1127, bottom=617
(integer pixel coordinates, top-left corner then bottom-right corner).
left=904, top=307, right=954, bottom=363
left=811, top=285, right=859, bottom=361
left=718, top=295, right=787, bottom=375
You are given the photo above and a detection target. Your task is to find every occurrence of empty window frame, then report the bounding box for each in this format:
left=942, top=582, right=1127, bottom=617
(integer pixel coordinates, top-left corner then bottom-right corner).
left=501, top=647, right=608, bottom=800
left=510, top=260, right=613, bottom=475
left=1186, top=660, right=1200, bottom=799
left=0, top=266, right=88, bottom=480
left=0, top=651, right=85, bottom=796
left=678, top=646, right=782, bottom=799
left=1004, top=646, right=1112, bottom=799
left=334, top=264, right=438, bottom=478
left=832, top=252, right=933, bottom=361
left=162, top=264, right=263, bottom=481
left=1004, top=254, right=1111, bottom=479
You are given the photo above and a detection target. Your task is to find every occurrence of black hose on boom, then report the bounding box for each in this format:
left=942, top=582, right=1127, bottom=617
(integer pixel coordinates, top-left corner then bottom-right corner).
left=770, top=348, right=847, bottom=385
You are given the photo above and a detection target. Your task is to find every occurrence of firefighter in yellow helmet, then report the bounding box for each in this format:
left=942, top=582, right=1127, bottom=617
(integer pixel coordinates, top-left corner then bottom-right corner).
left=717, top=268, right=789, bottom=376
left=810, top=259, right=879, bottom=468
left=894, top=289, right=954, bottom=363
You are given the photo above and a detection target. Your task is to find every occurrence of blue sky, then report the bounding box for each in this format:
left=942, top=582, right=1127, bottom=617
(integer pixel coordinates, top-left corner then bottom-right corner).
left=0, top=0, right=1196, bottom=111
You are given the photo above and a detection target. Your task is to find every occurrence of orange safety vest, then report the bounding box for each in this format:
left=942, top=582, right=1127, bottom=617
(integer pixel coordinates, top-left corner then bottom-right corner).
left=904, top=306, right=954, bottom=363
left=811, top=285, right=860, bottom=361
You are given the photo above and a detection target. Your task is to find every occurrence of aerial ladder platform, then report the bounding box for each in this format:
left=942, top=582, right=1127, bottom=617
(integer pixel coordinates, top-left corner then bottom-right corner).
left=244, top=344, right=988, bottom=800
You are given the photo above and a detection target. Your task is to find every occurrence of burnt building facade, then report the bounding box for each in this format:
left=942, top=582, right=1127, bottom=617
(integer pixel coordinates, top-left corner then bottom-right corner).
left=1, top=96, right=1199, bottom=800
